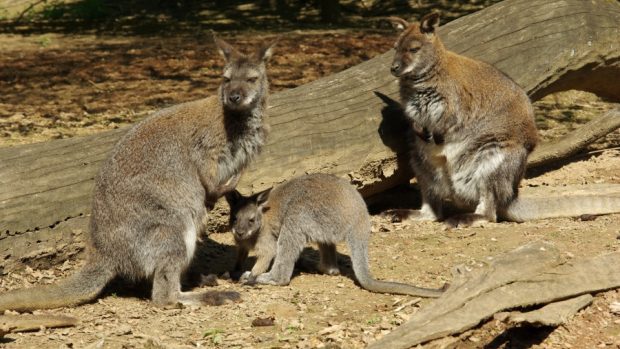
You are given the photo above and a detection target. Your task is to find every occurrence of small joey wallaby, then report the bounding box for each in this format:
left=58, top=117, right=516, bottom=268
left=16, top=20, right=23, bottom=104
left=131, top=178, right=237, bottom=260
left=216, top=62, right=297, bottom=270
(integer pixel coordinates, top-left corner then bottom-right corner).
left=225, top=173, right=446, bottom=298
left=0, top=33, right=277, bottom=312
left=386, top=13, right=620, bottom=227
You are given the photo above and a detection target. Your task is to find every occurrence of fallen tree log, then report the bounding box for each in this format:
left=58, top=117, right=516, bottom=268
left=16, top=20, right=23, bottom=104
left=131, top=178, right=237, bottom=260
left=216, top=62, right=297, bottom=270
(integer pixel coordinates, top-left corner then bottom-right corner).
left=1, top=0, right=620, bottom=269
left=527, top=107, right=620, bottom=168
left=367, top=242, right=620, bottom=349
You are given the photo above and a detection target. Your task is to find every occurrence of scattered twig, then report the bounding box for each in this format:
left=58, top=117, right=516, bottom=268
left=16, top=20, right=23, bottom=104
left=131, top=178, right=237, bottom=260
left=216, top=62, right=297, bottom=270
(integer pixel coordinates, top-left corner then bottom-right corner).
left=15, top=0, right=48, bottom=24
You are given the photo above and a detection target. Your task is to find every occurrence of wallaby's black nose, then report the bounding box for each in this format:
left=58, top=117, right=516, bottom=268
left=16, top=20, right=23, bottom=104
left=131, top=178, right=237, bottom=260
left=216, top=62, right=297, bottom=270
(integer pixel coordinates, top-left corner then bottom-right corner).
left=229, top=94, right=241, bottom=103
left=390, top=63, right=400, bottom=75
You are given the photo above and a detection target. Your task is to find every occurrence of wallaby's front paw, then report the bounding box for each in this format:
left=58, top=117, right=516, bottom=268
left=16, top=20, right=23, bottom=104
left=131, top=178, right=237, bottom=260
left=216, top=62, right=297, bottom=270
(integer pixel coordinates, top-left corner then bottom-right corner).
left=239, top=271, right=252, bottom=284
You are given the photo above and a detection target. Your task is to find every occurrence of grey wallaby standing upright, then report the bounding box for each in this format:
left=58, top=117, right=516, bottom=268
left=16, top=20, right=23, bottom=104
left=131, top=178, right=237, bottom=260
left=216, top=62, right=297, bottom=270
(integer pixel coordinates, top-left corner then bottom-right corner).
left=0, top=33, right=277, bottom=312
left=386, top=13, right=620, bottom=227
left=225, top=173, right=446, bottom=298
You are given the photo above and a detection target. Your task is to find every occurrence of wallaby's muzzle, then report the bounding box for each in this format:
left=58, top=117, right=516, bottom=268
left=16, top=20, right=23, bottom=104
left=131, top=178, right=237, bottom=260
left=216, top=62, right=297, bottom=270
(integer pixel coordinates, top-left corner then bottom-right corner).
left=232, top=228, right=253, bottom=240
left=228, top=93, right=241, bottom=104
left=390, top=61, right=402, bottom=77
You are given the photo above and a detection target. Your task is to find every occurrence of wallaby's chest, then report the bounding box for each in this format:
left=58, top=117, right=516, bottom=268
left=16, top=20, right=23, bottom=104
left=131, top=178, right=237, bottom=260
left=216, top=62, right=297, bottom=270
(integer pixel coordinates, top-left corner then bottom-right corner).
left=403, top=87, right=446, bottom=131
left=217, top=126, right=266, bottom=183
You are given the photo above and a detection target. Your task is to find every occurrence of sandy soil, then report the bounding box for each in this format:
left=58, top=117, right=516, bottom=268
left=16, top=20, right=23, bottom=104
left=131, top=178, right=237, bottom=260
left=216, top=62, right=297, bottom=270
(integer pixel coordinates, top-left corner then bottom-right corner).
left=1, top=29, right=620, bottom=349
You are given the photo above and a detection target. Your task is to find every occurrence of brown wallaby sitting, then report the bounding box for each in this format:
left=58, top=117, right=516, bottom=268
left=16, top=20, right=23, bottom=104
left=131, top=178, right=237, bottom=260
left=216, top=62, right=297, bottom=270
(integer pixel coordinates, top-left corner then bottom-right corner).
left=0, top=33, right=277, bottom=312
left=225, top=173, right=446, bottom=298
left=386, top=13, right=620, bottom=228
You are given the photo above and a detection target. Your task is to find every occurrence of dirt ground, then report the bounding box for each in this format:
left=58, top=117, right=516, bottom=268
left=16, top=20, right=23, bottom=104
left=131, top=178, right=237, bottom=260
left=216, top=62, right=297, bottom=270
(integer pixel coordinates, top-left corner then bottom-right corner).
left=1, top=27, right=620, bottom=349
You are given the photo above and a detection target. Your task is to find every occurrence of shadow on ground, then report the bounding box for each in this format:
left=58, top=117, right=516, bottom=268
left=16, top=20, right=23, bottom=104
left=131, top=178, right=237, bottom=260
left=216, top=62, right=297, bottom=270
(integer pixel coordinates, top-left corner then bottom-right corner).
left=0, top=0, right=503, bottom=35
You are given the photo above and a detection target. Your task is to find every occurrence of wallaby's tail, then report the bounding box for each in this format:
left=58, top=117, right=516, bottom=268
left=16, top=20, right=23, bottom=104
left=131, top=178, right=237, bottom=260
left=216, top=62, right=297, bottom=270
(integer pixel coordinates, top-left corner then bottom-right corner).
left=503, top=195, right=620, bottom=223
left=0, top=258, right=115, bottom=312
left=347, top=237, right=445, bottom=298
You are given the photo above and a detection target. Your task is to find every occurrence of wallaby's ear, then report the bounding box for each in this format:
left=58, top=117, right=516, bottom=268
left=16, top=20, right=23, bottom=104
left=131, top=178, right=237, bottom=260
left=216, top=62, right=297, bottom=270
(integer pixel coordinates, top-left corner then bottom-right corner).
left=254, top=187, right=272, bottom=211
left=420, top=12, right=440, bottom=34
left=386, top=16, right=410, bottom=31
left=225, top=189, right=243, bottom=208
left=212, top=31, right=240, bottom=62
left=257, top=36, right=279, bottom=62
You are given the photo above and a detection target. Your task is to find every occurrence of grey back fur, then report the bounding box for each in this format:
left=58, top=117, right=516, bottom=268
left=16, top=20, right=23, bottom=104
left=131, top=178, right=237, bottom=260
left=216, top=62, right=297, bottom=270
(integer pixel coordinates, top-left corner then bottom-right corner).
left=0, top=34, right=277, bottom=312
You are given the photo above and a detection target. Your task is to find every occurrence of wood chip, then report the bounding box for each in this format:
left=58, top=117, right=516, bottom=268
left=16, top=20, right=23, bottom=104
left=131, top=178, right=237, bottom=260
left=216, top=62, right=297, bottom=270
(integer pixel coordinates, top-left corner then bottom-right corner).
left=394, top=298, right=421, bottom=312
left=319, top=324, right=343, bottom=335
left=251, top=316, right=275, bottom=327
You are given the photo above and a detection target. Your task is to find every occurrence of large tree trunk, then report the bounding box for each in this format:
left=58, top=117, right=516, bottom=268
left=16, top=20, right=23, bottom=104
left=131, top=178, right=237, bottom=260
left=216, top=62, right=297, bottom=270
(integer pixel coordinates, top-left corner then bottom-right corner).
left=1, top=0, right=619, bottom=271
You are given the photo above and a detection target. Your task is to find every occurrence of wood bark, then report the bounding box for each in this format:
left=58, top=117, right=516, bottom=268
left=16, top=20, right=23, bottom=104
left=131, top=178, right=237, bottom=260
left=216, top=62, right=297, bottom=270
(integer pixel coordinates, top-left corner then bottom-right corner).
left=500, top=294, right=593, bottom=327
left=1, top=0, right=620, bottom=268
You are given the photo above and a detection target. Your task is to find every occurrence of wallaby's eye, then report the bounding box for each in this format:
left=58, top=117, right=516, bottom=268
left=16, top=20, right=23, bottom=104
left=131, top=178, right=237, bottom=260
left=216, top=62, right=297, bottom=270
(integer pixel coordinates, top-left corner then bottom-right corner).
left=249, top=217, right=256, bottom=224
left=409, top=47, right=420, bottom=53
left=223, top=76, right=231, bottom=83
left=247, top=77, right=258, bottom=83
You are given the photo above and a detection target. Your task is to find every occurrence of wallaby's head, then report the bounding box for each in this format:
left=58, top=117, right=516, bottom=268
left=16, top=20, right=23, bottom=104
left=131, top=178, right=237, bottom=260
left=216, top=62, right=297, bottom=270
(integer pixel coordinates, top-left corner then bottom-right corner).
left=225, top=188, right=272, bottom=240
left=213, top=32, right=278, bottom=112
left=387, top=13, right=442, bottom=78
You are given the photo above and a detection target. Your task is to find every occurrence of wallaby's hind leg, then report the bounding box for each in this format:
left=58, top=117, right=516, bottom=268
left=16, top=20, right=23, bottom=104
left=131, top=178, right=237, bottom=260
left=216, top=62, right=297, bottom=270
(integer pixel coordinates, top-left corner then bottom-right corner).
left=383, top=191, right=443, bottom=223
left=151, top=260, right=183, bottom=306
left=151, top=246, right=241, bottom=307
left=150, top=224, right=240, bottom=307
left=317, top=243, right=340, bottom=276
left=384, top=153, right=447, bottom=224
left=254, top=226, right=305, bottom=285
left=445, top=188, right=496, bottom=228
left=446, top=147, right=526, bottom=228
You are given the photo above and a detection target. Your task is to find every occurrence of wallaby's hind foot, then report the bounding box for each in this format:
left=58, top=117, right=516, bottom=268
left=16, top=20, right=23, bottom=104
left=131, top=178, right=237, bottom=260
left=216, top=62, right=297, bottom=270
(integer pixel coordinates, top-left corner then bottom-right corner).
left=151, top=264, right=183, bottom=307
left=238, top=271, right=253, bottom=284
left=318, top=243, right=340, bottom=276
left=382, top=208, right=436, bottom=224
left=178, top=290, right=242, bottom=306
left=254, top=272, right=289, bottom=285
left=444, top=213, right=491, bottom=229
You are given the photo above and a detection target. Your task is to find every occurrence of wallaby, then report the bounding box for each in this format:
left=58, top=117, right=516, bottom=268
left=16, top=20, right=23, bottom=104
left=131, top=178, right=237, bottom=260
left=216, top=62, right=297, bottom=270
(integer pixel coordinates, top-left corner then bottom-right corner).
left=386, top=13, right=620, bottom=227
left=0, top=34, right=277, bottom=312
left=225, top=173, right=446, bottom=298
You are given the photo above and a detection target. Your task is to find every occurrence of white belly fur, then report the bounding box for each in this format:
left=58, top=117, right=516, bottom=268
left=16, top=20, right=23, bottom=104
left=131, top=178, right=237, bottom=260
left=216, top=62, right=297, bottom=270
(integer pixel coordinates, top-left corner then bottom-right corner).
left=420, top=140, right=507, bottom=204
left=184, top=223, right=197, bottom=262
